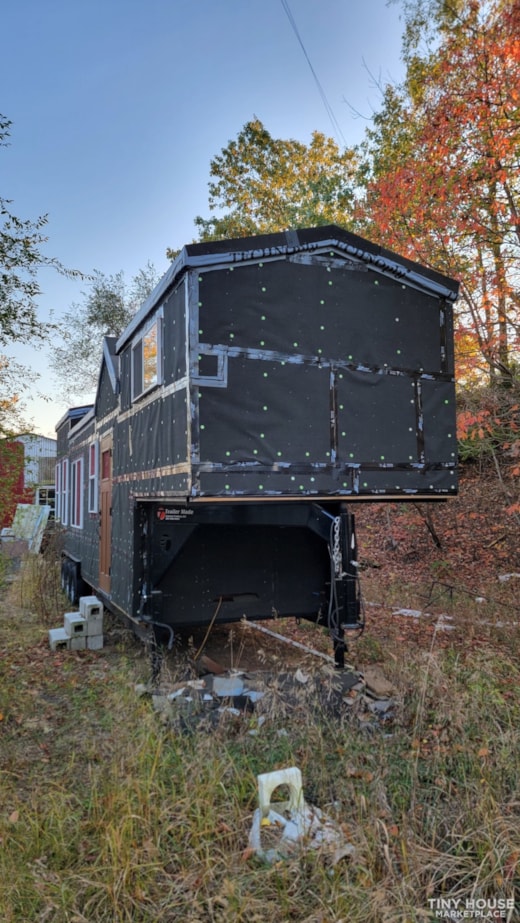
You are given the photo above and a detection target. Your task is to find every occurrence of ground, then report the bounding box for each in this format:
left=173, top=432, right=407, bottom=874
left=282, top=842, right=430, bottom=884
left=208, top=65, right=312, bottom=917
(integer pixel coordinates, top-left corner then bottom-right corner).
left=175, top=467, right=520, bottom=671
left=0, top=467, right=518, bottom=923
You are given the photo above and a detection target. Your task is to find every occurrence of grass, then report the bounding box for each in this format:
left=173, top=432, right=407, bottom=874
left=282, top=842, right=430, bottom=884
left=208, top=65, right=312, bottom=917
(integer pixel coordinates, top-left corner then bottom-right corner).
left=1, top=550, right=519, bottom=922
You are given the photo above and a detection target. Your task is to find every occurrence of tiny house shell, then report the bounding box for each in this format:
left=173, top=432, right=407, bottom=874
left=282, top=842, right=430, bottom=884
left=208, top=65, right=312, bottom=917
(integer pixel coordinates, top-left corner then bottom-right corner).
left=55, top=226, right=459, bottom=649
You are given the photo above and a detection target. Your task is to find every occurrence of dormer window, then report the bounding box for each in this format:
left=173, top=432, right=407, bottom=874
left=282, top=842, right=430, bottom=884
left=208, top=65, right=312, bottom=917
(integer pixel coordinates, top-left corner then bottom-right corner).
left=131, top=316, right=163, bottom=400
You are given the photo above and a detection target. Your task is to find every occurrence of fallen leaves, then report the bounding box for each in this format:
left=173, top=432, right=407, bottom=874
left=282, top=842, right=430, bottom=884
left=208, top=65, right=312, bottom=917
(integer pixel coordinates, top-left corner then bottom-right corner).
left=345, top=767, right=375, bottom=783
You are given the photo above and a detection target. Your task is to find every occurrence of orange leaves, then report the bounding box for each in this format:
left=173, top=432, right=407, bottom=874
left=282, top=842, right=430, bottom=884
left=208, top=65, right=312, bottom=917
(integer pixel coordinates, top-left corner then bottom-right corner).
left=504, top=850, right=520, bottom=881
left=457, top=385, right=520, bottom=493
left=359, top=0, right=520, bottom=381
left=457, top=408, right=493, bottom=442
left=240, top=846, right=256, bottom=862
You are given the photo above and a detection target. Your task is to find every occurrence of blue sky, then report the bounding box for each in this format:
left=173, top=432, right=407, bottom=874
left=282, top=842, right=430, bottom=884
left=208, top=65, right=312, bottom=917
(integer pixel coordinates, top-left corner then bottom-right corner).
left=1, top=0, right=405, bottom=436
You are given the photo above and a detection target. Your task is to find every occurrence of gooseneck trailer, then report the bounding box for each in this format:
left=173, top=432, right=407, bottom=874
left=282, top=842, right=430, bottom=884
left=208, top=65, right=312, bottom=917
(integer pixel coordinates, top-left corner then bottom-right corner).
left=55, top=225, right=459, bottom=665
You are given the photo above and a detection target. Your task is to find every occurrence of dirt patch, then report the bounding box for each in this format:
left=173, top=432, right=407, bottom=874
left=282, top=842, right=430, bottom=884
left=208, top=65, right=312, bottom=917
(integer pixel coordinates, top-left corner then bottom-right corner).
left=170, top=618, right=337, bottom=673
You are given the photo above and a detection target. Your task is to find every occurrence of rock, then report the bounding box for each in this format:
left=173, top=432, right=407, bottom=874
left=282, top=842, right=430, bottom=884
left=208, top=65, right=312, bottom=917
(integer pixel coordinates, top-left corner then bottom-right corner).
left=331, top=671, right=361, bottom=693
left=361, top=667, right=396, bottom=699
left=368, top=698, right=395, bottom=715
left=151, top=694, right=171, bottom=714
left=392, top=608, right=428, bottom=619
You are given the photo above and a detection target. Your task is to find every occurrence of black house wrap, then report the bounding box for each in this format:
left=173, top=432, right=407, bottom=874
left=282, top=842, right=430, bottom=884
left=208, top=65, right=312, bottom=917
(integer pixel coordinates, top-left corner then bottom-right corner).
left=55, top=226, right=459, bottom=665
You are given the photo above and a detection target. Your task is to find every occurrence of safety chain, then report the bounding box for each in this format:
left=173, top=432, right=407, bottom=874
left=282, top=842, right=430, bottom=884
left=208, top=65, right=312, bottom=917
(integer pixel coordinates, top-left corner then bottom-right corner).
left=332, top=516, right=342, bottom=576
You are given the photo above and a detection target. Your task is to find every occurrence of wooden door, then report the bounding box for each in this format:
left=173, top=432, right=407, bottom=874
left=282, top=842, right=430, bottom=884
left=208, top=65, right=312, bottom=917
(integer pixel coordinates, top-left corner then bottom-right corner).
left=99, top=433, right=113, bottom=594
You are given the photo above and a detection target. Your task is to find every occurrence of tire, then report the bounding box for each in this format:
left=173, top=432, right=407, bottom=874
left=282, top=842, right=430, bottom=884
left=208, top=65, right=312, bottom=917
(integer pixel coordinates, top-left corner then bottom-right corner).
left=76, top=573, right=89, bottom=602
left=68, top=565, right=79, bottom=605
left=60, top=558, right=68, bottom=592
left=62, top=557, right=88, bottom=605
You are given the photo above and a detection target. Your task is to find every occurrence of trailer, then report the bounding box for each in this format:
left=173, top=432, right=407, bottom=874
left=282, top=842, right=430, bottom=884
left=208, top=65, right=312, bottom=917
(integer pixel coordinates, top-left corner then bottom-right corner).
left=55, top=225, right=459, bottom=666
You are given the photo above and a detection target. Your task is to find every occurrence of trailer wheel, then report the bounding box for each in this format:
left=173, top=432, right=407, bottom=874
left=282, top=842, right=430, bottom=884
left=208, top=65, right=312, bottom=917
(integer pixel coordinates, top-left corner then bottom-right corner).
left=60, top=559, right=69, bottom=592
left=66, top=567, right=75, bottom=604
left=68, top=566, right=79, bottom=605
left=66, top=562, right=89, bottom=605
left=76, top=572, right=89, bottom=602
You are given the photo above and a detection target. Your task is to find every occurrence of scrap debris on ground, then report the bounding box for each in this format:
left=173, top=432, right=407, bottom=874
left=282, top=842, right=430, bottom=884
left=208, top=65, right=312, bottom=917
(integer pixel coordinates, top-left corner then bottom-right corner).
left=136, top=622, right=398, bottom=733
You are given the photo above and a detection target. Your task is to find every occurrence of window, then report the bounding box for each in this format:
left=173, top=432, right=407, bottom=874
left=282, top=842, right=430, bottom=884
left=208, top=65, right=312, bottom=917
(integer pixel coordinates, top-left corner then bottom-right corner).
left=88, top=441, right=99, bottom=513
left=55, top=464, right=61, bottom=520
left=61, top=459, right=69, bottom=526
left=193, top=347, right=228, bottom=387
left=132, top=317, right=162, bottom=400
left=71, top=458, right=83, bottom=529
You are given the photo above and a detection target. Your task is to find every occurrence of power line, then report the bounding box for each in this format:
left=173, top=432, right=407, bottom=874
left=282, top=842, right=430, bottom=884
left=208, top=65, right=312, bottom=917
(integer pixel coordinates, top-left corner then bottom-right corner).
left=280, top=0, right=348, bottom=148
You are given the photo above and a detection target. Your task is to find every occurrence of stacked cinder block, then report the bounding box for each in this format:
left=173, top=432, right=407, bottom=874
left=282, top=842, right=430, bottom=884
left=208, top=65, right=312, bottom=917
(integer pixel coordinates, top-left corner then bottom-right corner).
left=48, top=596, right=104, bottom=652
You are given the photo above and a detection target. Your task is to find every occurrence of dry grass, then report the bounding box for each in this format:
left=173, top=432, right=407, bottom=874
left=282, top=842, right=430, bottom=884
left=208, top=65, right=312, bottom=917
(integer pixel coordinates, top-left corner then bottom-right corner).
left=0, top=550, right=519, bottom=922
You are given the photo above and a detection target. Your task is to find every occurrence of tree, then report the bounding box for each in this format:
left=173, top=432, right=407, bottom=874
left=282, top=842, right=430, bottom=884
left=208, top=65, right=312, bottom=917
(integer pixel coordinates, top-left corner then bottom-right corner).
left=0, top=355, right=30, bottom=435
left=1, top=112, right=81, bottom=458
left=0, top=354, right=37, bottom=525
left=0, top=114, right=79, bottom=348
left=182, top=118, right=358, bottom=247
left=51, top=263, right=159, bottom=401
left=357, top=0, right=520, bottom=386
left=0, top=357, right=27, bottom=523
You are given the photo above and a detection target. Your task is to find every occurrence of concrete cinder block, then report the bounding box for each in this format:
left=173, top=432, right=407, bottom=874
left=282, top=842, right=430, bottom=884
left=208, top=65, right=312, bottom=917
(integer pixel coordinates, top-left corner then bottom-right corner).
left=79, top=596, right=103, bottom=619
left=70, top=635, right=86, bottom=651
left=79, top=595, right=104, bottom=634
left=49, top=627, right=70, bottom=651
left=64, top=612, right=87, bottom=638
left=87, top=634, right=104, bottom=651
left=85, top=613, right=103, bottom=637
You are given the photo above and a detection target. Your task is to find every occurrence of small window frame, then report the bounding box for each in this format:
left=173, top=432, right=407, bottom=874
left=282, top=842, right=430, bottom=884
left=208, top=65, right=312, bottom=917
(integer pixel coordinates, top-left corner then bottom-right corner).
left=192, top=346, right=228, bottom=388
left=55, top=463, right=62, bottom=521
left=61, top=458, right=69, bottom=526
left=131, top=314, right=163, bottom=402
left=88, top=441, right=99, bottom=514
left=70, top=457, right=84, bottom=530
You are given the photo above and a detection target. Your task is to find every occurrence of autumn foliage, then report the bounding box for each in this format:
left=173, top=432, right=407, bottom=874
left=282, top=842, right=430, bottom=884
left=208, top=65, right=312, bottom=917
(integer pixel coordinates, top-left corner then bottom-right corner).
left=189, top=118, right=358, bottom=245
left=358, top=0, right=520, bottom=388
left=0, top=440, right=30, bottom=529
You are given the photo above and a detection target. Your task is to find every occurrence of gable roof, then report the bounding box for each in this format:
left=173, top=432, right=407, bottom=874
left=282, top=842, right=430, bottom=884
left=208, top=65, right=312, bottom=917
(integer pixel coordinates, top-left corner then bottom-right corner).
left=55, top=405, right=94, bottom=433
left=100, top=336, right=119, bottom=393
left=117, top=225, right=459, bottom=352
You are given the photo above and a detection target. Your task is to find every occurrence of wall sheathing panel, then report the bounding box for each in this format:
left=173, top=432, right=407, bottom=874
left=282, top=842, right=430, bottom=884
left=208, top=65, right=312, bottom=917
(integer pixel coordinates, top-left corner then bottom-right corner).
left=96, top=363, right=118, bottom=419
left=120, top=350, right=132, bottom=413
left=116, top=390, right=189, bottom=477
left=56, top=424, right=69, bottom=458
left=199, top=359, right=331, bottom=464
left=65, top=419, right=98, bottom=582
left=192, top=253, right=457, bottom=498
left=163, top=282, right=187, bottom=384
left=197, top=258, right=447, bottom=373
left=109, top=482, right=133, bottom=615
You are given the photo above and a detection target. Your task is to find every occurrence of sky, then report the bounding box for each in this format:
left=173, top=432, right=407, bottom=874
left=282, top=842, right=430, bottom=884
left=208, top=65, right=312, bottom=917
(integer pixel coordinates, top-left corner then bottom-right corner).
left=1, top=0, right=406, bottom=437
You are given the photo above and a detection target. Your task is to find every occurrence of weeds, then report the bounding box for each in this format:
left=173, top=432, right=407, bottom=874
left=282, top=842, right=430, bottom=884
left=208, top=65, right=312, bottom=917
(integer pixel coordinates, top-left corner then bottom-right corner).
left=0, top=552, right=519, bottom=922
left=15, top=529, right=67, bottom=626
left=0, top=550, right=7, bottom=590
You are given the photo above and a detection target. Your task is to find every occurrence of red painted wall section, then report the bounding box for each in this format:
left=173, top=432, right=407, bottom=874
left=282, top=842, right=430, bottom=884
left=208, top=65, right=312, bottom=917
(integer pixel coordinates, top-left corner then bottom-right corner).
left=0, top=441, right=34, bottom=528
